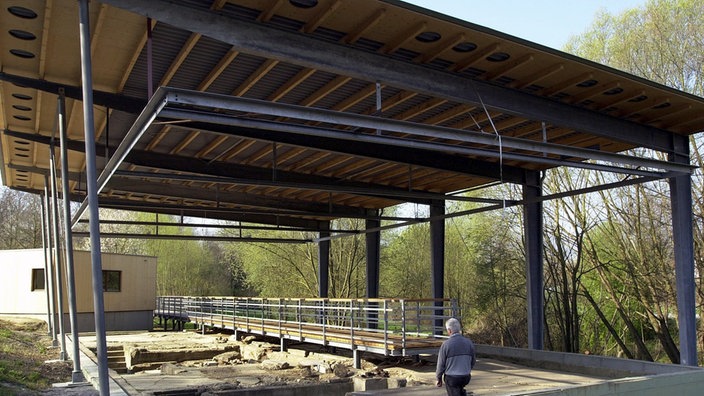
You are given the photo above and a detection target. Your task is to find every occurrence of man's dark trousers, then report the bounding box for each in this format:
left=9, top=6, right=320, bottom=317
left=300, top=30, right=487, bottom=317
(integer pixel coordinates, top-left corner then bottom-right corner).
left=444, top=374, right=470, bottom=396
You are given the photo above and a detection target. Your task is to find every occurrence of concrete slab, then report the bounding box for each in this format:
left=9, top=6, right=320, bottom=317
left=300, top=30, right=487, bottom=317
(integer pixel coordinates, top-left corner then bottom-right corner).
left=72, top=331, right=704, bottom=396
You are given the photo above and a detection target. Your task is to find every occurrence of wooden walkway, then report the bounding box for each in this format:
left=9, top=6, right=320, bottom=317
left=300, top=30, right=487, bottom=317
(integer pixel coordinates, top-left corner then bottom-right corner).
left=154, top=296, right=457, bottom=361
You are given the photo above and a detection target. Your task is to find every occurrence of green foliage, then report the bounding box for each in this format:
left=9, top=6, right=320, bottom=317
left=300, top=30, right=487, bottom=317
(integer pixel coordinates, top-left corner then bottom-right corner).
left=565, top=0, right=704, bottom=95
left=0, top=187, right=43, bottom=249
left=563, top=0, right=704, bottom=364
left=228, top=218, right=368, bottom=298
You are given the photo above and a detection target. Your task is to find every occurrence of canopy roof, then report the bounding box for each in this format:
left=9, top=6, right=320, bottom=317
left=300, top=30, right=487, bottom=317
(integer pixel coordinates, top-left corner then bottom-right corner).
left=2, top=0, right=703, bottom=229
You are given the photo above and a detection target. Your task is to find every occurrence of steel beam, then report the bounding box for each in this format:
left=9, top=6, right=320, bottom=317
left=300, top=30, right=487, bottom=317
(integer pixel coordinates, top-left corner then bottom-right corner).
left=318, top=222, right=331, bottom=298
left=70, top=87, right=169, bottom=226
left=0, top=72, right=146, bottom=114
left=70, top=232, right=309, bottom=243
left=366, top=218, right=381, bottom=299
left=523, top=170, right=544, bottom=350
left=58, top=90, right=83, bottom=381
left=102, top=0, right=678, bottom=152
left=48, top=137, right=67, bottom=360
left=106, top=176, right=374, bottom=218
left=163, top=89, right=692, bottom=175
left=668, top=136, right=697, bottom=366
left=430, top=200, right=445, bottom=334
left=78, top=2, right=109, bottom=393
left=169, top=120, right=524, bottom=183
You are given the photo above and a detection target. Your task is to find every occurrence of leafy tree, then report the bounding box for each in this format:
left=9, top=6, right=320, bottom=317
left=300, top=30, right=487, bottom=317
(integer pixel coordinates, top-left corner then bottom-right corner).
left=565, top=0, right=703, bottom=363
left=0, top=187, right=43, bottom=249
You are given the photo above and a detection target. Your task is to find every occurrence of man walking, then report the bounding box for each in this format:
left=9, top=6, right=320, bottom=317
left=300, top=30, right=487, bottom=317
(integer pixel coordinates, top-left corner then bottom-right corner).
left=436, top=318, right=476, bottom=396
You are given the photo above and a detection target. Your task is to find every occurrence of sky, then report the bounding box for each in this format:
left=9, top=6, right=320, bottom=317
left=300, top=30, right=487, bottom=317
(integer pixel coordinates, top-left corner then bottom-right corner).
left=405, top=0, right=649, bottom=50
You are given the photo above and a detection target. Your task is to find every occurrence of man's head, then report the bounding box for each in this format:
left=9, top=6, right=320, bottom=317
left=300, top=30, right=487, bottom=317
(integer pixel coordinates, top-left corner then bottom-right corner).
left=446, top=318, right=461, bottom=334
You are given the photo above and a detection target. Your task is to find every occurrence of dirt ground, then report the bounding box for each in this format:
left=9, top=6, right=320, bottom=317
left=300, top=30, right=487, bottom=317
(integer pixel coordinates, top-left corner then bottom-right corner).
left=2, top=319, right=609, bottom=395
left=88, top=329, right=438, bottom=394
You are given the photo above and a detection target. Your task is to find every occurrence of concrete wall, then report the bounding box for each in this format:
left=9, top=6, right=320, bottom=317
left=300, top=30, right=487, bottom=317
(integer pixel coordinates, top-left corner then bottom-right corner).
left=523, top=370, right=704, bottom=396
left=476, top=345, right=703, bottom=378
left=0, top=248, right=157, bottom=331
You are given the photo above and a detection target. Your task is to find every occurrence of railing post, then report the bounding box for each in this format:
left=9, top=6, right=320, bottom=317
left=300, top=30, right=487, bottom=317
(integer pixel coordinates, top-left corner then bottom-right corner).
left=322, top=299, right=327, bottom=345
left=349, top=300, right=355, bottom=349
left=383, top=299, right=389, bottom=355
left=401, top=299, right=407, bottom=351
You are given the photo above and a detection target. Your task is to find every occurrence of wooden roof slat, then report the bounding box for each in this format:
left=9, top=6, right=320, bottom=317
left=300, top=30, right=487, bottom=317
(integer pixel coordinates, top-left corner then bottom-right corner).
left=483, top=53, right=534, bottom=81
left=300, top=0, right=342, bottom=34
left=267, top=67, right=316, bottom=101
left=451, top=43, right=500, bottom=73
left=198, top=49, right=240, bottom=91
left=509, top=63, right=564, bottom=90
left=341, top=8, right=386, bottom=44
left=568, top=81, right=621, bottom=105
left=379, top=21, right=426, bottom=54
left=414, top=32, right=465, bottom=64
left=257, top=0, right=286, bottom=23
left=231, top=59, right=279, bottom=96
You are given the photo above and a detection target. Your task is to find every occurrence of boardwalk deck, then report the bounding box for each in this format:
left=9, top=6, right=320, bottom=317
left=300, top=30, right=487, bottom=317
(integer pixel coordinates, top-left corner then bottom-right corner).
left=154, top=296, right=457, bottom=361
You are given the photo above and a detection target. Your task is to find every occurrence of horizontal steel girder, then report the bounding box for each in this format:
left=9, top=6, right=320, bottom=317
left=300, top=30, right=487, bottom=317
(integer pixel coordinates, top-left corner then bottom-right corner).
left=103, top=0, right=680, bottom=153
left=159, top=88, right=693, bottom=175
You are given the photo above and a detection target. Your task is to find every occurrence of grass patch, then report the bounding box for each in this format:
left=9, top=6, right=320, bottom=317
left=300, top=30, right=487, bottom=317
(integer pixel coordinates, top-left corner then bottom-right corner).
left=0, top=318, right=71, bottom=392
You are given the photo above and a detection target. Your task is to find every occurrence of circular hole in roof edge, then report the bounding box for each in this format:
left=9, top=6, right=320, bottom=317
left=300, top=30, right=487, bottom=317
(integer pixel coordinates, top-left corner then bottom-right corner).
left=9, top=29, right=36, bottom=40
left=8, top=6, right=38, bottom=19
left=12, top=104, right=32, bottom=111
left=452, top=42, right=477, bottom=53
left=415, top=31, right=442, bottom=43
left=289, top=0, right=318, bottom=8
left=603, top=87, right=624, bottom=96
left=12, top=93, right=32, bottom=100
left=577, top=79, right=599, bottom=88
left=628, top=95, right=648, bottom=103
left=10, top=48, right=35, bottom=59
left=486, top=52, right=510, bottom=62
left=13, top=114, right=31, bottom=121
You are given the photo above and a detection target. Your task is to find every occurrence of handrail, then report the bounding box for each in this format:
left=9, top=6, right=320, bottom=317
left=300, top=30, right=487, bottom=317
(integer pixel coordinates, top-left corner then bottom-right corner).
left=155, top=296, right=459, bottom=356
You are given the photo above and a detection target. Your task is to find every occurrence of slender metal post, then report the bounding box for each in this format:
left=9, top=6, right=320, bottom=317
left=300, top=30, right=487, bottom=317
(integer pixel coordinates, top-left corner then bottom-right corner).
left=365, top=218, right=381, bottom=298
left=669, top=138, right=697, bottom=366
left=524, top=170, right=544, bottom=350
left=318, top=221, right=330, bottom=298
left=43, top=179, right=58, bottom=346
left=366, top=218, right=381, bottom=329
left=430, top=200, right=445, bottom=334
left=40, top=192, right=54, bottom=337
left=58, top=89, right=84, bottom=381
left=78, top=1, right=109, bottom=393
left=49, top=137, right=68, bottom=360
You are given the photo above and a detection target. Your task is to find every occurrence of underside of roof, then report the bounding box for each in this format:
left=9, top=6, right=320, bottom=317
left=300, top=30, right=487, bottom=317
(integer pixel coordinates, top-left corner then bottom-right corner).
left=2, top=0, right=703, bottom=230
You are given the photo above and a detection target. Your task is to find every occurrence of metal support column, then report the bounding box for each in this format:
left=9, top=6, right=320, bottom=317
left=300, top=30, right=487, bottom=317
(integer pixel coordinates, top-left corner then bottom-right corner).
left=669, top=137, right=697, bottom=366
left=40, top=192, right=54, bottom=338
left=365, top=218, right=381, bottom=298
left=49, top=138, right=67, bottom=361
left=523, top=170, right=544, bottom=350
left=58, top=90, right=84, bottom=381
left=430, top=200, right=445, bottom=333
left=43, top=179, right=58, bottom=346
left=366, top=218, right=381, bottom=329
left=318, top=221, right=330, bottom=298
left=78, top=1, right=109, bottom=393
